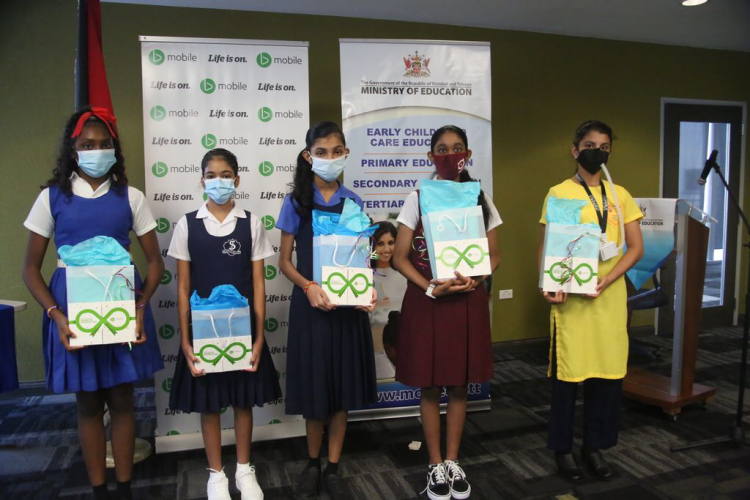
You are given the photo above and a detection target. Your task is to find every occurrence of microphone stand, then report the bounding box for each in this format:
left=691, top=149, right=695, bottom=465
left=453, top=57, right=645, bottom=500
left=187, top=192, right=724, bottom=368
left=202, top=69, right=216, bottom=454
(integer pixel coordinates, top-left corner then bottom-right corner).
left=672, top=156, right=749, bottom=451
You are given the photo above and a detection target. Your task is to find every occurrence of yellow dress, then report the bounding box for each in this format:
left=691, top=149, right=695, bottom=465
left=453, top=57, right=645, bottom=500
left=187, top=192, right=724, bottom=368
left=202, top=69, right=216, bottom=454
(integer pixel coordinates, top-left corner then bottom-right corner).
left=540, top=178, right=643, bottom=382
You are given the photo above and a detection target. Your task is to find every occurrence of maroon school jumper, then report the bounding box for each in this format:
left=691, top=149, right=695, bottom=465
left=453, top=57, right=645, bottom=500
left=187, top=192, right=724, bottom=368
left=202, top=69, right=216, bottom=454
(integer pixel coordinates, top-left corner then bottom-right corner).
left=395, top=193, right=494, bottom=388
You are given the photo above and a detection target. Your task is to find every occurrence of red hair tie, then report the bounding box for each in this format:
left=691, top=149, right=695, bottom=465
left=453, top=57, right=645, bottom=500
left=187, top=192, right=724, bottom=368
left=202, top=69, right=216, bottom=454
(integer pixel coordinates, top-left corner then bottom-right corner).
left=71, top=107, right=118, bottom=139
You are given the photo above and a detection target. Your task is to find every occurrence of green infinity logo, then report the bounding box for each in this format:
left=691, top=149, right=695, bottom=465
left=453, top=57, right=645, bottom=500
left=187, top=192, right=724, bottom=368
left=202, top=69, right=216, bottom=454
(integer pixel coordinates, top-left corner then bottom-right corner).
left=71, top=308, right=134, bottom=336
left=322, top=272, right=372, bottom=298
left=436, top=244, right=488, bottom=270
left=546, top=261, right=596, bottom=286
left=196, top=342, right=251, bottom=366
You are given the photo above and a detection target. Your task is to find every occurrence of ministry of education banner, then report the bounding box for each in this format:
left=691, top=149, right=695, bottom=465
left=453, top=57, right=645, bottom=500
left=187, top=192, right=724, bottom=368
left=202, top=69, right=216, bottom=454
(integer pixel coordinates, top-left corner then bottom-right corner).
left=140, top=36, right=309, bottom=453
left=340, top=39, right=493, bottom=214
left=340, top=39, right=492, bottom=417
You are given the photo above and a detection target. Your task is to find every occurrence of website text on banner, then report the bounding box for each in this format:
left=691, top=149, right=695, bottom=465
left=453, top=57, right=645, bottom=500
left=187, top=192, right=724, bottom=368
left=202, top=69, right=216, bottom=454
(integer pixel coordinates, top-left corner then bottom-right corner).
left=140, top=36, right=309, bottom=452
left=340, top=40, right=493, bottom=214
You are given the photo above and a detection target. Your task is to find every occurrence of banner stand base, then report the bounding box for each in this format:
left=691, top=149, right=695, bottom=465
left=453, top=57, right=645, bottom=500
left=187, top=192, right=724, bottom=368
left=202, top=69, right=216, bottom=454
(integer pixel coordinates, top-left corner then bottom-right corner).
left=155, top=399, right=491, bottom=454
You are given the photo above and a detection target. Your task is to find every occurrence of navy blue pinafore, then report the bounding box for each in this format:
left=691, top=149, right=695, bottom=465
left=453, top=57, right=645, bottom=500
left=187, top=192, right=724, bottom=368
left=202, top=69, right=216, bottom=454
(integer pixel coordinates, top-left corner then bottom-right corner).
left=44, top=186, right=163, bottom=394
left=168, top=210, right=282, bottom=413
left=285, top=199, right=377, bottom=420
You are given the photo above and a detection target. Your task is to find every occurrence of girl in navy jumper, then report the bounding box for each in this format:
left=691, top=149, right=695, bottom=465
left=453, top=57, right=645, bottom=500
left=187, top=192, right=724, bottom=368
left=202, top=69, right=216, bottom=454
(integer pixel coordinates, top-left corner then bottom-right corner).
left=22, top=107, right=164, bottom=500
left=277, top=122, right=377, bottom=500
left=168, top=148, right=281, bottom=500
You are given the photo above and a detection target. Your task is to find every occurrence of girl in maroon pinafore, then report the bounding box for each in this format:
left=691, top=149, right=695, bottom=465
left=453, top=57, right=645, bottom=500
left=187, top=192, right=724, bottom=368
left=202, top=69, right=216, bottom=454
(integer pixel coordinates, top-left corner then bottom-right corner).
left=393, top=126, right=501, bottom=500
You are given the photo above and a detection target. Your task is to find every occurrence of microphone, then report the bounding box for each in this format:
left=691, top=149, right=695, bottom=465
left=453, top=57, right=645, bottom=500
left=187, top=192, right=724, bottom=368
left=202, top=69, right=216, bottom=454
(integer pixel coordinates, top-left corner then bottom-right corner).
left=698, top=149, right=719, bottom=185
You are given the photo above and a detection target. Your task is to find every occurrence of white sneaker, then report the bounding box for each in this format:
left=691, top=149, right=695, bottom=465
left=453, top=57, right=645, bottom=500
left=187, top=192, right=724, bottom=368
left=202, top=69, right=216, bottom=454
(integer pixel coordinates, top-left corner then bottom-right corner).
left=444, top=460, right=471, bottom=499
left=236, top=463, right=264, bottom=500
left=207, top=468, right=232, bottom=500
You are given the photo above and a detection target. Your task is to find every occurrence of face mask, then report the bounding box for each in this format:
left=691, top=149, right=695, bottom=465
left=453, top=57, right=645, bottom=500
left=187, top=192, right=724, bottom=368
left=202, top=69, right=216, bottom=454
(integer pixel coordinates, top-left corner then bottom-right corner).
left=76, top=149, right=117, bottom=179
left=204, top=178, right=236, bottom=205
left=576, top=148, right=610, bottom=174
left=311, top=155, right=347, bottom=182
left=432, top=152, right=468, bottom=180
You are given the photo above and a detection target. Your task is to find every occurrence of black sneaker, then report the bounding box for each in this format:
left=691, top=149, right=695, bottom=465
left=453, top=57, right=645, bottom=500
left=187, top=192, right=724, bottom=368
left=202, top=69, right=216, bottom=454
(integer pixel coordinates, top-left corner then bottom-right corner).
left=443, top=460, right=471, bottom=499
left=294, top=465, right=320, bottom=500
left=323, top=472, right=354, bottom=500
left=421, top=463, right=451, bottom=500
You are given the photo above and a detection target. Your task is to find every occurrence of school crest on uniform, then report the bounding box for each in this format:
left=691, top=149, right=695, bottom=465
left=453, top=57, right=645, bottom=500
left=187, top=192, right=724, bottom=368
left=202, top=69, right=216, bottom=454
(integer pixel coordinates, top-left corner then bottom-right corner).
left=403, top=51, right=430, bottom=77
left=222, top=238, right=242, bottom=256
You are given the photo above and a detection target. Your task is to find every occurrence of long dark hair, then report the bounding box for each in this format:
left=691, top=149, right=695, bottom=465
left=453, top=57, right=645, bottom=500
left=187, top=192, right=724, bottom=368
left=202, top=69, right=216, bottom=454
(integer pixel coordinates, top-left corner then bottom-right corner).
left=43, top=107, right=127, bottom=195
left=430, top=125, right=490, bottom=227
left=289, top=121, right=346, bottom=218
left=371, top=221, right=398, bottom=267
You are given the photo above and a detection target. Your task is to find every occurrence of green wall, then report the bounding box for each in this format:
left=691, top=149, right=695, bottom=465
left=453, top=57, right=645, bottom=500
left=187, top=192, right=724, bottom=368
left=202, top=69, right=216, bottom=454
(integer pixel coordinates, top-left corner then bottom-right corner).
left=2, top=0, right=749, bottom=382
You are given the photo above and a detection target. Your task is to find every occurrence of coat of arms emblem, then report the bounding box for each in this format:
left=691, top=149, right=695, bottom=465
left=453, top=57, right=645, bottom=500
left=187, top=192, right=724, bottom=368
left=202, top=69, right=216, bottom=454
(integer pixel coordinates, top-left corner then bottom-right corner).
left=403, top=51, right=430, bottom=77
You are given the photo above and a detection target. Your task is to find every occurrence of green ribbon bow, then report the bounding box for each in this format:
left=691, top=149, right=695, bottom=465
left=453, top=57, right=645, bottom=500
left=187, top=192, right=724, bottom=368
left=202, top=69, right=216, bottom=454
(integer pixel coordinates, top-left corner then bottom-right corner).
left=71, top=308, right=135, bottom=337
left=197, top=342, right=251, bottom=366
left=322, top=272, right=373, bottom=298
left=436, top=244, right=488, bottom=270
left=546, top=261, right=596, bottom=286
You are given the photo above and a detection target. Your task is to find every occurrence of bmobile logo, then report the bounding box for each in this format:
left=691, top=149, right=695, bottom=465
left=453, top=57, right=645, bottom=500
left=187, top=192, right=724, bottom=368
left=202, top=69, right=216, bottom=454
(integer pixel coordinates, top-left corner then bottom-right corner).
left=202, top=134, right=217, bottom=149
left=156, top=217, right=171, bottom=233
left=162, top=377, right=173, bottom=392
left=258, top=107, right=273, bottom=122
left=149, top=49, right=165, bottom=65
left=161, top=270, right=173, bottom=285
left=265, top=265, right=277, bottom=280
left=150, top=106, right=166, bottom=121
left=200, top=78, right=216, bottom=94
left=257, top=52, right=272, bottom=68
left=268, top=418, right=282, bottom=424
left=265, top=318, right=279, bottom=332
left=403, top=51, right=431, bottom=78
left=152, top=162, right=168, bottom=177
left=258, top=161, right=274, bottom=177
left=159, top=324, right=176, bottom=340
left=165, top=430, right=180, bottom=436
left=261, top=215, right=276, bottom=231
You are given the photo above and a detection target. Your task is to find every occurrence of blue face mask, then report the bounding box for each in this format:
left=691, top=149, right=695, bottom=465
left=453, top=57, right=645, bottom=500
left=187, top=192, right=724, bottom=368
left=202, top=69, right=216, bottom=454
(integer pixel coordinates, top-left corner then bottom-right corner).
left=204, top=178, right=236, bottom=205
left=77, top=149, right=117, bottom=179
left=311, top=155, right=347, bottom=182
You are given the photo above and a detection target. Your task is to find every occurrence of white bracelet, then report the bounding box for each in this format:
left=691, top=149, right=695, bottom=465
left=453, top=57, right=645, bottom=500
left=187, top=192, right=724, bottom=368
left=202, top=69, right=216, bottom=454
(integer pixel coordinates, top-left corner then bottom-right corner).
left=425, top=284, right=437, bottom=300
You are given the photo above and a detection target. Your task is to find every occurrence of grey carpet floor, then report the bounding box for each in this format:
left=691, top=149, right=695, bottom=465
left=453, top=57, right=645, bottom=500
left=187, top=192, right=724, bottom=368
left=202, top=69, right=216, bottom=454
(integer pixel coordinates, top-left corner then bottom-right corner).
left=1, top=327, right=748, bottom=499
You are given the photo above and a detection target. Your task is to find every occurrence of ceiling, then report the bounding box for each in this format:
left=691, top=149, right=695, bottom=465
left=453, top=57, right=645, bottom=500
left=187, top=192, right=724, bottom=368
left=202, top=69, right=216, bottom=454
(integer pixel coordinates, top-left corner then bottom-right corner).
left=104, top=0, right=750, bottom=52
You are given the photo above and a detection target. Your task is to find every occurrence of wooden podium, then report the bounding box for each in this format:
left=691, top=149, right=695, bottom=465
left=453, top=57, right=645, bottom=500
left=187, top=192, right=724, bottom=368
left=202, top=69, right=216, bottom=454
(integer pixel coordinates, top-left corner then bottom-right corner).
left=623, top=201, right=716, bottom=419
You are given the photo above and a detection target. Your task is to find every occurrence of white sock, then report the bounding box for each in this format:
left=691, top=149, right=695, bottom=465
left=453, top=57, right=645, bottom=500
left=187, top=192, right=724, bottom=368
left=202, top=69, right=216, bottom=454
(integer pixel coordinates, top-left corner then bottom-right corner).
left=236, top=462, right=252, bottom=473
left=208, top=468, right=225, bottom=477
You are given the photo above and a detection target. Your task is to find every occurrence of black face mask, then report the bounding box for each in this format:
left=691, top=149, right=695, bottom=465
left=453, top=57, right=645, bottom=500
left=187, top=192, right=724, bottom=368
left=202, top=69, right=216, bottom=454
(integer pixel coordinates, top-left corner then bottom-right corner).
left=576, top=148, right=609, bottom=174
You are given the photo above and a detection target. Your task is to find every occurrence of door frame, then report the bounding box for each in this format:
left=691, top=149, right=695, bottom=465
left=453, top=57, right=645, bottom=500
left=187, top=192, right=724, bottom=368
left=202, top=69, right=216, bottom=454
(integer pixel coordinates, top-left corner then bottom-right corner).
left=660, top=98, right=748, bottom=325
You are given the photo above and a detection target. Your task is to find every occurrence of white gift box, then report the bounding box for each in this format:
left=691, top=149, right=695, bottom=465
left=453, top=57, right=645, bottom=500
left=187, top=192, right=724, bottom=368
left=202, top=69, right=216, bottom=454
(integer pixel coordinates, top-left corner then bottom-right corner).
left=540, top=223, right=601, bottom=295
left=432, top=238, right=492, bottom=281
left=67, top=265, right=137, bottom=347
left=321, top=266, right=374, bottom=306
left=422, top=206, right=491, bottom=280
left=192, top=306, right=253, bottom=373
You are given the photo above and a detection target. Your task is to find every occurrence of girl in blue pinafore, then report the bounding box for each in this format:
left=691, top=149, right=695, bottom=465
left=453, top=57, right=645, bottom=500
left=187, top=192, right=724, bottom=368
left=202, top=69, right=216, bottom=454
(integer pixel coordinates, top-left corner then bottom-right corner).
left=167, top=148, right=281, bottom=500
left=22, top=108, right=164, bottom=500
left=277, top=122, right=377, bottom=500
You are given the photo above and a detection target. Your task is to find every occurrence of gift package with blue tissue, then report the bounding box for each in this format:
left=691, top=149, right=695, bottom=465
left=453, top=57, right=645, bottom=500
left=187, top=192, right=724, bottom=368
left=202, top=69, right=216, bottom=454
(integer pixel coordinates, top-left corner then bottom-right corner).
left=540, top=197, right=601, bottom=294
left=419, top=179, right=491, bottom=280
left=191, top=285, right=253, bottom=373
left=312, top=199, right=378, bottom=306
left=61, top=236, right=137, bottom=346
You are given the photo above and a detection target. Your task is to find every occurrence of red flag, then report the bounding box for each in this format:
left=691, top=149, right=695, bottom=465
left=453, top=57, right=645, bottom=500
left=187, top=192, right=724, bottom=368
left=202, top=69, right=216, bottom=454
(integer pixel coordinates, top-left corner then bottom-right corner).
left=75, top=0, right=115, bottom=117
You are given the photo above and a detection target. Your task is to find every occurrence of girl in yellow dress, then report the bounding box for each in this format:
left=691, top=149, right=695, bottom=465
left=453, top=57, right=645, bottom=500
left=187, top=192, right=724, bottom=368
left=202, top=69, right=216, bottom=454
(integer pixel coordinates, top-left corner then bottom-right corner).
left=539, top=120, right=644, bottom=481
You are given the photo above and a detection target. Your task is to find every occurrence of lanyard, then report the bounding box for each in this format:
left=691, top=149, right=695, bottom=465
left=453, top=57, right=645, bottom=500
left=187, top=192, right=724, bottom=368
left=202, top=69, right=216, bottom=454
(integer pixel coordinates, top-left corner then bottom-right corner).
left=576, top=173, right=607, bottom=234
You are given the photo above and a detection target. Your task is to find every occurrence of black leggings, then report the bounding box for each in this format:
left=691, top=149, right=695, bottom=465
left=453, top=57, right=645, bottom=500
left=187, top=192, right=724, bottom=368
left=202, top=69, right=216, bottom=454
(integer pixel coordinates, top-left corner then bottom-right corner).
left=547, top=328, right=623, bottom=453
